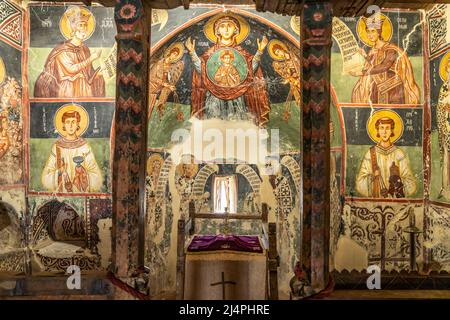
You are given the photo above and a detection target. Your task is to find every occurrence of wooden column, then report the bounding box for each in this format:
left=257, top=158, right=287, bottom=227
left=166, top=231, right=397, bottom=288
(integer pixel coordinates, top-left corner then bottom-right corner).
left=112, top=0, right=149, bottom=278
left=301, top=1, right=332, bottom=293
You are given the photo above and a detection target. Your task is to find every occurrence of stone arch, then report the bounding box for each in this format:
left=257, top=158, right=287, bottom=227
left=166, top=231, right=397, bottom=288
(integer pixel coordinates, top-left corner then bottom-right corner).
left=280, top=155, right=301, bottom=193
left=192, top=164, right=219, bottom=197
left=236, top=164, right=262, bottom=194
left=155, top=156, right=173, bottom=198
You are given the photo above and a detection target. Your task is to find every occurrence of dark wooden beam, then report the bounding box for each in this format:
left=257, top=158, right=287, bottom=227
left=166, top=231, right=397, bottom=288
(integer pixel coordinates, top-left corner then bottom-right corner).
left=112, top=0, right=150, bottom=278
left=301, top=1, right=332, bottom=295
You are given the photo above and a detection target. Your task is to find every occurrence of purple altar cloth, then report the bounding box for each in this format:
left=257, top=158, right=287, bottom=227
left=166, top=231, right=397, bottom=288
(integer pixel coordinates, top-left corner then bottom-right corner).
left=187, top=235, right=263, bottom=253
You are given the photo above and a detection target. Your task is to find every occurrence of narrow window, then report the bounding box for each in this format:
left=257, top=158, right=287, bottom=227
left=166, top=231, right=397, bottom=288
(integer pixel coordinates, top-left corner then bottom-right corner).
left=213, top=175, right=237, bottom=213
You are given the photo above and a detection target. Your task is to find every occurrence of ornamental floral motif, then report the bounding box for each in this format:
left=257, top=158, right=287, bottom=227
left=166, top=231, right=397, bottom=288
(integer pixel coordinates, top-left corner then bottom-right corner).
left=119, top=4, right=137, bottom=20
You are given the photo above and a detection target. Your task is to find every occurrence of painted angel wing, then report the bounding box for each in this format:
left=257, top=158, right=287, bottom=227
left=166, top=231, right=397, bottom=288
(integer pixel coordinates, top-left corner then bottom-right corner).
left=169, top=60, right=185, bottom=85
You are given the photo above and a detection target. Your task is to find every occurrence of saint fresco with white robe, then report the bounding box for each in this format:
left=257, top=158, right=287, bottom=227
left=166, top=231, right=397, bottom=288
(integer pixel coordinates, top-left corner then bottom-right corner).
left=42, top=107, right=102, bottom=193
left=356, top=115, right=416, bottom=198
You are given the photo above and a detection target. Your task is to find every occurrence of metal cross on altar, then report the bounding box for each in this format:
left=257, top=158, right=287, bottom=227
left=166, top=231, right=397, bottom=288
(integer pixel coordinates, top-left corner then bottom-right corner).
left=210, top=272, right=236, bottom=300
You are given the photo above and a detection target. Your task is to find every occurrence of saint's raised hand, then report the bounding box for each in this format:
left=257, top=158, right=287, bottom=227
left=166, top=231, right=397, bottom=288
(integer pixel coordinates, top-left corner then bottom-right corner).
left=185, top=37, right=196, bottom=53
left=257, top=36, right=269, bottom=52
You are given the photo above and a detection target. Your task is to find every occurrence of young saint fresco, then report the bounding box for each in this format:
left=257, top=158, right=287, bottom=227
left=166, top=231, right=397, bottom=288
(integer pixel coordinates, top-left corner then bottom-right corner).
left=41, top=103, right=103, bottom=193
left=355, top=110, right=416, bottom=198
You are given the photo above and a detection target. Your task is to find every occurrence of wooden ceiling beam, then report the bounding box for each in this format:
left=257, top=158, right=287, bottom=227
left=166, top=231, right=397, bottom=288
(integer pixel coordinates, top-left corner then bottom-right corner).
left=28, top=0, right=446, bottom=17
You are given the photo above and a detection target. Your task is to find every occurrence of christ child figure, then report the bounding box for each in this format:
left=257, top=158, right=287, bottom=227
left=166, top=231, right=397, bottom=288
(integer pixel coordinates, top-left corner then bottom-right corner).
left=214, top=50, right=241, bottom=87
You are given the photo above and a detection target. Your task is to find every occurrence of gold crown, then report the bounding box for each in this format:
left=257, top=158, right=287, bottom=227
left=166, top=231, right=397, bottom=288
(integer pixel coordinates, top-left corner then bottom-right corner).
left=66, top=7, right=91, bottom=26
left=364, top=13, right=385, bottom=29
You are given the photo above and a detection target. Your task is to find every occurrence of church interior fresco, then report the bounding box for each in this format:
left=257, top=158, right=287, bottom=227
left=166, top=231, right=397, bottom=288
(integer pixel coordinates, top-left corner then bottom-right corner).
left=0, top=0, right=450, bottom=301
left=145, top=6, right=301, bottom=298
left=330, top=6, right=450, bottom=274
left=0, top=0, right=116, bottom=275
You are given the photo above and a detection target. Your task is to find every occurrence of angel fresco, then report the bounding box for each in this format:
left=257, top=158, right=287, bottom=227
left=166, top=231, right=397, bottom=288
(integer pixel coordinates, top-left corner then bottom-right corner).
left=41, top=104, right=102, bottom=193
left=184, top=13, right=271, bottom=126
left=355, top=110, right=416, bottom=198
left=149, top=42, right=184, bottom=118
left=268, top=39, right=300, bottom=107
left=349, top=13, right=420, bottom=104
left=34, top=6, right=105, bottom=98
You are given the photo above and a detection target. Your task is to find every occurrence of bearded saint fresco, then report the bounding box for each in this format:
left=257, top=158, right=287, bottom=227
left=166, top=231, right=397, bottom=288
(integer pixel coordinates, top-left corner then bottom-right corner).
left=349, top=13, right=420, bottom=105
left=184, top=14, right=271, bottom=126
left=34, top=6, right=105, bottom=98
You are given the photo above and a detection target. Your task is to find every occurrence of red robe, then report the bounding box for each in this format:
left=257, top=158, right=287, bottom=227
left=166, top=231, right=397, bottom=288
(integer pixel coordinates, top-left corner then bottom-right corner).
left=191, top=44, right=271, bottom=126
left=34, top=41, right=105, bottom=98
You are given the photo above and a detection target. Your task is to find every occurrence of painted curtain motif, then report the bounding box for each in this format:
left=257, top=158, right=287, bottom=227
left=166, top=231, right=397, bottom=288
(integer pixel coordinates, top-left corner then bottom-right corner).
left=28, top=195, right=111, bottom=273
left=0, top=189, right=26, bottom=274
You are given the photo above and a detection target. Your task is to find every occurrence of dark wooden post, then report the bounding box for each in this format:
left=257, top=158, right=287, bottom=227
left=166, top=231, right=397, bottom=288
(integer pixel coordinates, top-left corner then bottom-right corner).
left=188, top=200, right=195, bottom=235
left=268, top=222, right=279, bottom=300
left=176, top=219, right=186, bottom=300
left=112, top=0, right=149, bottom=278
left=301, top=2, right=332, bottom=293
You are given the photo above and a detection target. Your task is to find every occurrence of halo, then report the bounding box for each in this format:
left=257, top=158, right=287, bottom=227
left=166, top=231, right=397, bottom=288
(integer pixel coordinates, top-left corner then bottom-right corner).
left=204, top=13, right=249, bottom=45
left=175, top=154, right=198, bottom=178
left=0, top=57, right=5, bottom=85
left=268, top=39, right=289, bottom=61
left=163, top=42, right=184, bottom=63
left=290, top=16, right=300, bottom=36
left=59, top=6, right=96, bottom=41
left=439, top=51, right=450, bottom=82
left=356, top=13, right=393, bottom=47
left=366, top=109, right=404, bottom=144
left=147, top=153, right=164, bottom=175
left=54, top=103, right=89, bottom=138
